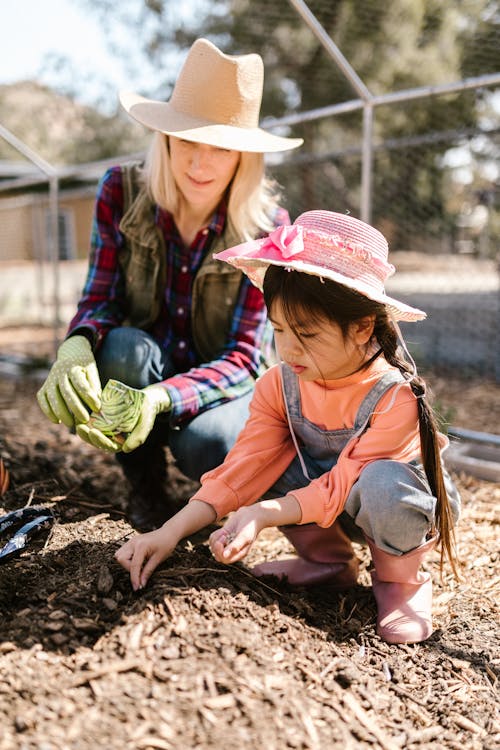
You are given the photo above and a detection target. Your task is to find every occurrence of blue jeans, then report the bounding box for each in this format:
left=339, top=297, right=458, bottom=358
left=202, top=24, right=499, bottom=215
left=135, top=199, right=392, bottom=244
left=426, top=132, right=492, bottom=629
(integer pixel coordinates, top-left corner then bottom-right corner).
left=95, top=327, right=252, bottom=480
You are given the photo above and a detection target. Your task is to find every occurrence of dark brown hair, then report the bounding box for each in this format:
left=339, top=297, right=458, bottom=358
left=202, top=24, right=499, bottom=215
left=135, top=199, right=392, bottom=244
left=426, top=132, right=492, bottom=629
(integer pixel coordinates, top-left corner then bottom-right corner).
left=263, top=266, right=458, bottom=576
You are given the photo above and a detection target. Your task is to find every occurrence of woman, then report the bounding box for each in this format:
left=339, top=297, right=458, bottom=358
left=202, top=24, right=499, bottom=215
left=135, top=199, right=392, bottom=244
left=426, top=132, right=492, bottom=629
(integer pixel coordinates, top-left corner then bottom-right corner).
left=36, top=38, right=302, bottom=531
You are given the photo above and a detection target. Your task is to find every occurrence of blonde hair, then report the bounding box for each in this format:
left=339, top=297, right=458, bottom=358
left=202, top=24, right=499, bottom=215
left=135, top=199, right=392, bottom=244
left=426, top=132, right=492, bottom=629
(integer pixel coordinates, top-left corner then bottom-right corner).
left=142, top=133, right=282, bottom=240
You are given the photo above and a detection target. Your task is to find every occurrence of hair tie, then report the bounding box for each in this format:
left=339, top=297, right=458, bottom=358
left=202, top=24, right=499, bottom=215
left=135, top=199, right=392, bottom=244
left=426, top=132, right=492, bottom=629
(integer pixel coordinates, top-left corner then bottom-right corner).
left=412, top=381, right=426, bottom=399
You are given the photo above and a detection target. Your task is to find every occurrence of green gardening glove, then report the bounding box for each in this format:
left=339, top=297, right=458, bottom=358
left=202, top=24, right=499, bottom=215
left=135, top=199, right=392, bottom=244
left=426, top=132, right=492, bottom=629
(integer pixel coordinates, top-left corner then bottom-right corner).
left=76, top=381, right=171, bottom=453
left=37, top=336, right=101, bottom=428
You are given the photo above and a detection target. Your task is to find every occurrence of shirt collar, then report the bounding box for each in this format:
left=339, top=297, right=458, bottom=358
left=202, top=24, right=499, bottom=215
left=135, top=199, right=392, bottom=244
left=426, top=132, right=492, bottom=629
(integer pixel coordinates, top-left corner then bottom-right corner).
left=156, top=198, right=228, bottom=237
left=207, top=198, right=228, bottom=236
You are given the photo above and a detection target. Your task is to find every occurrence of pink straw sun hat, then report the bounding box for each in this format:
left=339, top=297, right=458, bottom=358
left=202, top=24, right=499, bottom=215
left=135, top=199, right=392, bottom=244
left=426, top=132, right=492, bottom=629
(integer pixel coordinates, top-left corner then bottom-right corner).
left=214, top=210, right=426, bottom=323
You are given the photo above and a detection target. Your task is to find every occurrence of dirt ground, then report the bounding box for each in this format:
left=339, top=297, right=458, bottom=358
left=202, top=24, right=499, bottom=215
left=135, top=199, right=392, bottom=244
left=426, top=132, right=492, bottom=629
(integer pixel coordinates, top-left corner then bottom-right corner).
left=0, top=328, right=498, bottom=750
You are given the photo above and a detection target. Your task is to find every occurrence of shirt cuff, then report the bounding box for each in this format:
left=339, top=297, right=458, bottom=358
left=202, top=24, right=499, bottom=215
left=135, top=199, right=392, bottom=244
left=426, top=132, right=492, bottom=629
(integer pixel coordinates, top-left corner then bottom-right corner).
left=67, top=325, right=99, bottom=351
left=190, top=478, right=240, bottom=521
left=162, top=383, right=184, bottom=425
left=289, top=485, right=327, bottom=526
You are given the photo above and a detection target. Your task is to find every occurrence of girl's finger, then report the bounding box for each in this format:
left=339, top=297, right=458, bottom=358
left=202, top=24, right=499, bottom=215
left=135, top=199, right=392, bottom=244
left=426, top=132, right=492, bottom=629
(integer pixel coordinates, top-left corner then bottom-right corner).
left=221, top=529, right=244, bottom=557
left=211, top=539, right=227, bottom=563
left=209, top=528, right=229, bottom=546
left=209, top=528, right=233, bottom=561
left=208, top=529, right=224, bottom=546
left=223, top=543, right=250, bottom=563
left=114, top=543, right=134, bottom=570
left=140, top=551, right=162, bottom=589
left=130, top=547, right=148, bottom=591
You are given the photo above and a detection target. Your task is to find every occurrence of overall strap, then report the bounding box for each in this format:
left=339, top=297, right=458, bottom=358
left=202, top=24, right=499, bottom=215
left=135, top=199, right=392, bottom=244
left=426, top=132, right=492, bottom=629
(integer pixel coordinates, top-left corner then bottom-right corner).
left=280, top=364, right=310, bottom=480
left=353, top=370, right=406, bottom=433
left=280, top=363, right=302, bottom=419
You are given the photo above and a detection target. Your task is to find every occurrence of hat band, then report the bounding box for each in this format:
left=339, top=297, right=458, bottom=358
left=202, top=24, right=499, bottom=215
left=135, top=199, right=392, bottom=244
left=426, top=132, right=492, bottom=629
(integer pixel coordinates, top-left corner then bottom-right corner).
left=249, top=225, right=394, bottom=287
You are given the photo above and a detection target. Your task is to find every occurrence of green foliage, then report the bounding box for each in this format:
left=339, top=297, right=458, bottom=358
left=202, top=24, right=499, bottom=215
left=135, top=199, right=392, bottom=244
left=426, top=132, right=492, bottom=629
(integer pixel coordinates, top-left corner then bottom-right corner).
left=0, top=81, right=149, bottom=165
left=57, top=0, right=500, bottom=235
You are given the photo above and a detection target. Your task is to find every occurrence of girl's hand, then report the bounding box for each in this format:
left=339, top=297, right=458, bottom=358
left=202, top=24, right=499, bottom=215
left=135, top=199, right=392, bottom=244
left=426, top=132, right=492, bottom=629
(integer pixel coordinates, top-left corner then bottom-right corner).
left=115, top=527, right=177, bottom=591
left=209, top=507, right=263, bottom=564
left=115, top=500, right=217, bottom=591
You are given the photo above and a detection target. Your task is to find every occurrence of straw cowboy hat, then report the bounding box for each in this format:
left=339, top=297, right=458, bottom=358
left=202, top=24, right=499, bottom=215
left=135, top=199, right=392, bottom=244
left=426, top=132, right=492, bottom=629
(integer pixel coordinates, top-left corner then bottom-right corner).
left=214, top=210, right=426, bottom=322
left=119, top=38, right=303, bottom=153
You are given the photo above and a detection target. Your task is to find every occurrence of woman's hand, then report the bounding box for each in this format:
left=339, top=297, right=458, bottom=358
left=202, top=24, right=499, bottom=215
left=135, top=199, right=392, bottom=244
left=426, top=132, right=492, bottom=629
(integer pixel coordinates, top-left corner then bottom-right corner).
left=115, top=526, right=177, bottom=591
left=209, top=506, right=264, bottom=564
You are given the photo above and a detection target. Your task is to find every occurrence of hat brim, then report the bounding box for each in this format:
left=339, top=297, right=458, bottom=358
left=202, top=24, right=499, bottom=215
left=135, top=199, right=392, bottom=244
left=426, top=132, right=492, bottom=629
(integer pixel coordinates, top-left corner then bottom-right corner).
left=120, top=91, right=303, bottom=153
left=217, top=255, right=426, bottom=323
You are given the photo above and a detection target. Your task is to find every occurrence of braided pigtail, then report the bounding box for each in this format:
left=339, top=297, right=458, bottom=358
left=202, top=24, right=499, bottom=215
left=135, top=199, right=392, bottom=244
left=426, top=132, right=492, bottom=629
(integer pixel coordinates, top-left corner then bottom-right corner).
left=373, top=313, right=459, bottom=578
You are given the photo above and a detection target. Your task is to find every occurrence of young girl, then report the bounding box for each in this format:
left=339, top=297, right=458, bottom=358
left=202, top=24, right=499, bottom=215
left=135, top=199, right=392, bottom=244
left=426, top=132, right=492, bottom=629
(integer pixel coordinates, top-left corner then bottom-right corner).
left=115, top=210, right=461, bottom=645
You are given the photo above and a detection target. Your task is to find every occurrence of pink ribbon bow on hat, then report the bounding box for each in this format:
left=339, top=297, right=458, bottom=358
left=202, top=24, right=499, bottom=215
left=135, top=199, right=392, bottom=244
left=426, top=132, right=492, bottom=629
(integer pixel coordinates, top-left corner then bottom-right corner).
left=213, top=223, right=306, bottom=274
left=259, top=224, right=305, bottom=259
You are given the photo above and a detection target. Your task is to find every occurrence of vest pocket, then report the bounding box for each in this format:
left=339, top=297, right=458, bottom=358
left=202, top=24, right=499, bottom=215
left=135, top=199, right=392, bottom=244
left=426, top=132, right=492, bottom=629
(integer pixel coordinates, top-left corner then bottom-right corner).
left=192, top=271, right=242, bottom=360
left=122, top=246, right=162, bottom=328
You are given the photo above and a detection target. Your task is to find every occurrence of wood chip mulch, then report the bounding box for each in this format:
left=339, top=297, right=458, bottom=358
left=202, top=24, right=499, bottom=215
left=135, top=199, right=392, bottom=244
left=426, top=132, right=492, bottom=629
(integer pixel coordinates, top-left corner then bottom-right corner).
left=0, top=369, right=498, bottom=750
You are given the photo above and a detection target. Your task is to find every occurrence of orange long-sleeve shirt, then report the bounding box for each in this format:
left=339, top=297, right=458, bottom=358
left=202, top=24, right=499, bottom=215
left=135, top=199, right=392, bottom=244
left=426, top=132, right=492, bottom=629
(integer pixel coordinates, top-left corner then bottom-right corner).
left=191, top=358, right=443, bottom=527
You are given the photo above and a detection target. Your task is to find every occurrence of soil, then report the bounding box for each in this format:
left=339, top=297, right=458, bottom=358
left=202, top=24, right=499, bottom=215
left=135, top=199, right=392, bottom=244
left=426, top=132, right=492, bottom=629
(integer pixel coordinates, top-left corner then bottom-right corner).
left=0, top=328, right=499, bottom=750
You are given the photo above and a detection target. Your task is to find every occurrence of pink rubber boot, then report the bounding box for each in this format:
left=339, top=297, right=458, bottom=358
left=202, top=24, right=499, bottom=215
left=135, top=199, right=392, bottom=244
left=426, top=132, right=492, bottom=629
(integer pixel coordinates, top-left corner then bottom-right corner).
left=250, top=522, right=359, bottom=588
left=365, top=535, right=437, bottom=644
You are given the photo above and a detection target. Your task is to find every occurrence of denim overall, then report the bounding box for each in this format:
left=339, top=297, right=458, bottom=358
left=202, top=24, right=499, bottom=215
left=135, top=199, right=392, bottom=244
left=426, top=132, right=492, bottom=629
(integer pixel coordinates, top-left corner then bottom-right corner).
left=267, top=364, right=461, bottom=555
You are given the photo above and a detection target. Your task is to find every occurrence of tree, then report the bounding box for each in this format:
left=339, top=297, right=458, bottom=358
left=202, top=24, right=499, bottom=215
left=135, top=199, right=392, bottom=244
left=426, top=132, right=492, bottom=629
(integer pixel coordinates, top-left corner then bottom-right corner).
left=78, top=0, right=499, bottom=249
left=0, top=80, right=149, bottom=165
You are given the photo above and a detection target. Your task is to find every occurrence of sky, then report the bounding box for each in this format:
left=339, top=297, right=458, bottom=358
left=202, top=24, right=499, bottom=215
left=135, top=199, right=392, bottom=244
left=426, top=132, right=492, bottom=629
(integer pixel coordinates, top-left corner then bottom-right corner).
left=1, top=0, right=161, bottom=111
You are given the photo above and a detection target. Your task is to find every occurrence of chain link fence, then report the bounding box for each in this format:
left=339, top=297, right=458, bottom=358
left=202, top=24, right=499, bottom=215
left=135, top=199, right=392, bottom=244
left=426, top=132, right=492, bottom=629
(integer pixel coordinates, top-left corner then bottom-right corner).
left=270, top=90, right=500, bottom=378
left=1, top=0, right=499, bottom=378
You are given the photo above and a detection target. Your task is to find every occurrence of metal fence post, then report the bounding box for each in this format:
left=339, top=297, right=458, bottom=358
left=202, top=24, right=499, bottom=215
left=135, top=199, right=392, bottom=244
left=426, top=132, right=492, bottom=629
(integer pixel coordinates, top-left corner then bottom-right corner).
left=360, top=103, right=374, bottom=224
left=496, top=254, right=500, bottom=383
